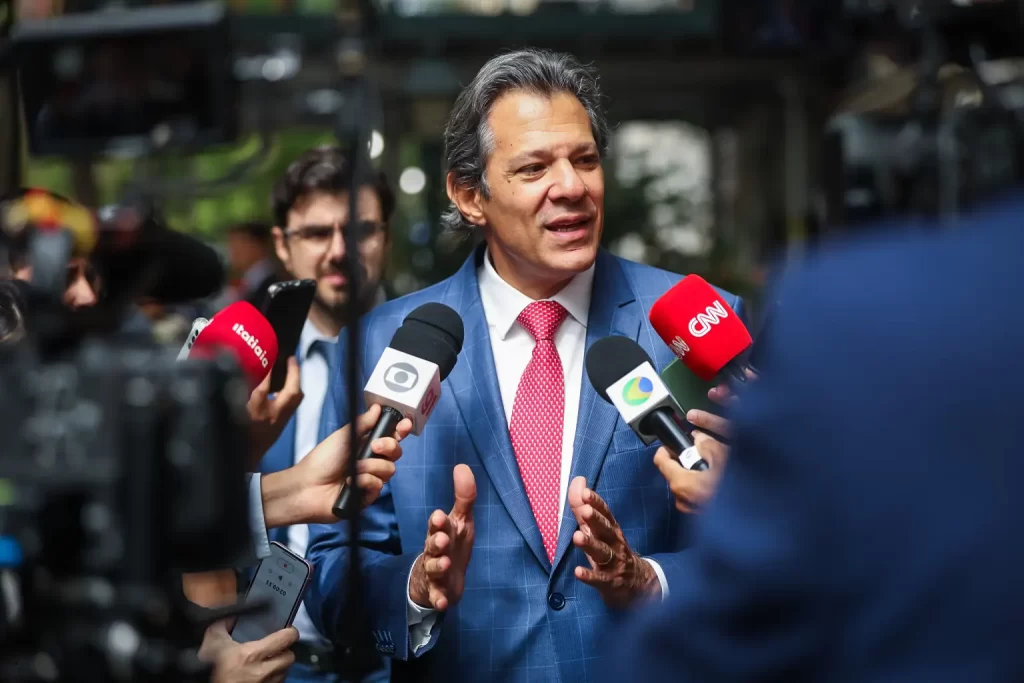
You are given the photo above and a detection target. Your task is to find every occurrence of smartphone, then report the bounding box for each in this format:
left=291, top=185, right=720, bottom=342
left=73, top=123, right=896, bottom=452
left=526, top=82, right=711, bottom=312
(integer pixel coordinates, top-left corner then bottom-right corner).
left=176, top=317, right=208, bottom=360
left=231, top=542, right=312, bottom=643
left=261, top=279, right=316, bottom=393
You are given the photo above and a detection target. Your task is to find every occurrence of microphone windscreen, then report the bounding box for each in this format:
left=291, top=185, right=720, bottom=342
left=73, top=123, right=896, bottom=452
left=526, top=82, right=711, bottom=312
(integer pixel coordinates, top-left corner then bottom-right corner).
left=190, top=301, right=278, bottom=388
left=585, top=335, right=654, bottom=401
left=385, top=302, right=465, bottom=380
left=98, top=226, right=225, bottom=304
left=390, top=324, right=460, bottom=381
left=648, top=275, right=752, bottom=382
left=404, top=302, right=465, bottom=354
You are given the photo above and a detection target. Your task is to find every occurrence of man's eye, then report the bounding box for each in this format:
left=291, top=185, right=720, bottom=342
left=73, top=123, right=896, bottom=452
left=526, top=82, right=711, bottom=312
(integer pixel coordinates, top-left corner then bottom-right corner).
left=304, top=226, right=333, bottom=240
left=519, top=164, right=544, bottom=175
left=576, top=155, right=600, bottom=167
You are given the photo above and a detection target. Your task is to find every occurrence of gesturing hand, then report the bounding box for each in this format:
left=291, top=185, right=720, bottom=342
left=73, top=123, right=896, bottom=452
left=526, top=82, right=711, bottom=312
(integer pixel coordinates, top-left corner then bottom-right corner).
left=409, top=464, right=476, bottom=611
left=569, top=477, right=659, bottom=608
left=247, top=356, right=303, bottom=469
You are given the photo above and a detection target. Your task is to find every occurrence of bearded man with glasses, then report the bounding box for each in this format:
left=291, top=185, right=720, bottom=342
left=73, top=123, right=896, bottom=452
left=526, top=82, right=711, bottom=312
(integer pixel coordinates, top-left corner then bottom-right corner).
left=254, top=146, right=395, bottom=683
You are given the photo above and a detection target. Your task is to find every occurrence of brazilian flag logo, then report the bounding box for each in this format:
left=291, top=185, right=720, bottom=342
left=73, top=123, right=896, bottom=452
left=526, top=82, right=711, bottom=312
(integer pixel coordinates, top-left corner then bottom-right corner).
left=621, top=376, right=654, bottom=406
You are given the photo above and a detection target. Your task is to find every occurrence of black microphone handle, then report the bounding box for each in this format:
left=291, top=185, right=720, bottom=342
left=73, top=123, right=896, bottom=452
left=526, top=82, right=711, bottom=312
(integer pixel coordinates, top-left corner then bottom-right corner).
left=639, top=408, right=710, bottom=472
left=332, top=405, right=406, bottom=519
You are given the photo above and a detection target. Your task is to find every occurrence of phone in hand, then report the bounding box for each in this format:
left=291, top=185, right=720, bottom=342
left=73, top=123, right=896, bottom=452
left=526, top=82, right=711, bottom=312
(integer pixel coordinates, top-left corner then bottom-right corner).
left=231, top=542, right=312, bottom=643
left=261, top=279, right=316, bottom=393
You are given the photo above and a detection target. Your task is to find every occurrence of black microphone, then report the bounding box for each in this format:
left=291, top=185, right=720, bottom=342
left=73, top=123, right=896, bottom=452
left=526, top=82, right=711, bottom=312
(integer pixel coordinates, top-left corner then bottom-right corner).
left=585, top=336, right=708, bottom=472
left=93, top=204, right=225, bottom=304
left=333, top=302, right=465, bottom=517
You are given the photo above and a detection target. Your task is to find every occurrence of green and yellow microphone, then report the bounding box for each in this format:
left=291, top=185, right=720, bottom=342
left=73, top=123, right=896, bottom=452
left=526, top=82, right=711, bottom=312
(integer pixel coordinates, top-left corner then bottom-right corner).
left=585, top=336, right=708, bottom=472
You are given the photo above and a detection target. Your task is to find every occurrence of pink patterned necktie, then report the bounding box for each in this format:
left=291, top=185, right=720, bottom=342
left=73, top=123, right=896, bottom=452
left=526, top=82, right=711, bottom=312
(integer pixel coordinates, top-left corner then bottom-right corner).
left=509, top=300, right=569, bottom=564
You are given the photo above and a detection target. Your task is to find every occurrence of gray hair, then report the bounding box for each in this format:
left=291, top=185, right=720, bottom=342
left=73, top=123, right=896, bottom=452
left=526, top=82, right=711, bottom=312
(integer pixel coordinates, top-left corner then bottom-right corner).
left=440, top=48, right=610, bottom=237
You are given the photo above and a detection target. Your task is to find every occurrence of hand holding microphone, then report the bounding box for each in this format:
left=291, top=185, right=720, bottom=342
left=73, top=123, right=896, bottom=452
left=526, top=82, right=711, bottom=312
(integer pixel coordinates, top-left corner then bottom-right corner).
left=585, top=336, right=708, bottom=471
left=177, top=301, right=295, bottom=468
left=261, top=403, right=413, bottom=527
left=333, top=302, right=466, bottom=518
left=176, top=301, right=280, bottom=608
left=646, top=274, right=764, bottom=510
left=653, top=410, right=731, bottom=514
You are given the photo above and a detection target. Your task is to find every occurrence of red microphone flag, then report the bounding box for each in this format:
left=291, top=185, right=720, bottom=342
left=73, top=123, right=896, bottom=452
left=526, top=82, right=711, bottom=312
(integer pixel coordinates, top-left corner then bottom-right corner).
left=188, top=301, right=279, bottom=388
left=648, top=275, right=752, bottom=382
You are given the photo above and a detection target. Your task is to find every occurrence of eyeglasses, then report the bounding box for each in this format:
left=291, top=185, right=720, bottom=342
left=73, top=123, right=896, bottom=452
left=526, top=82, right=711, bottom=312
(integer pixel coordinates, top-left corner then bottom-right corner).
left=283, top=221, right=384, bottom=249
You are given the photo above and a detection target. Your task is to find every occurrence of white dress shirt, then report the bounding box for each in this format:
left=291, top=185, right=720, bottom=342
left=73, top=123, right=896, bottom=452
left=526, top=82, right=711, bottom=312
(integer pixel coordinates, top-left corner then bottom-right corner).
left=405, top=249, right=668, bottom=653
left=289, top=319, right=338, bottom=646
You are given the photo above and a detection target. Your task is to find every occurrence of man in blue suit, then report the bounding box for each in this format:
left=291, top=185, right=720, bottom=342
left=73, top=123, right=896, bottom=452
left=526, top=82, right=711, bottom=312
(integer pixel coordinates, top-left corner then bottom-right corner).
left=305, top=49, right=743, bottom=682
left=605, top=195, right=1024, bottom=681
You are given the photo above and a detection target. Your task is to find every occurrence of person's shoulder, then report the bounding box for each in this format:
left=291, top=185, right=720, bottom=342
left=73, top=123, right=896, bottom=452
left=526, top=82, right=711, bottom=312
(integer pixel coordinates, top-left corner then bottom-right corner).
left=752, top=194, right=1024, bottom=410
left=778, top=193, right=1024, bottom=324
left=611, top=254, right=682, bottom=292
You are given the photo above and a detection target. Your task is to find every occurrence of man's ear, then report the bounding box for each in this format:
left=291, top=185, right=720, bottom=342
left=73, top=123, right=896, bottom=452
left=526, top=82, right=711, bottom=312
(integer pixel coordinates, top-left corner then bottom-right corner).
left=271, top=226, right=291, bottom=271
left=446, top=172, right=487, bottom=227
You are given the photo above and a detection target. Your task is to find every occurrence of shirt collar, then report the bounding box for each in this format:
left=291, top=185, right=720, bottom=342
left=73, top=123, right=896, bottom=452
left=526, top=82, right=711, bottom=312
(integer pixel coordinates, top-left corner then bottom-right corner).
left=296, top=287, right=387, bottom=360
left=477, top=246, right=595, bottom=341
left=298, top=318, right=338, bottom=360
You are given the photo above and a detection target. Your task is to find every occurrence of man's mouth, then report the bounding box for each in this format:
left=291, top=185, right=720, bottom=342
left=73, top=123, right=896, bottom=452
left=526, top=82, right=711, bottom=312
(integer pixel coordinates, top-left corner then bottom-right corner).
left=545, top=214, right=591, bottom=232
left=323, top=273, right=348, bottom=287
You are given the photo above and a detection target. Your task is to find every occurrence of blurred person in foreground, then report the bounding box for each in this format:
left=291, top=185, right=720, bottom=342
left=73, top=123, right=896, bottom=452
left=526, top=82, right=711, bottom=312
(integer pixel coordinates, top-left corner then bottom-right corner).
left=603, top=190, right=1024, bottom=681
left=306, top=48, right=743, bottom=682
left=3, top=189, right=102, bottom=311
left=255, top=146, right=394, bottom=683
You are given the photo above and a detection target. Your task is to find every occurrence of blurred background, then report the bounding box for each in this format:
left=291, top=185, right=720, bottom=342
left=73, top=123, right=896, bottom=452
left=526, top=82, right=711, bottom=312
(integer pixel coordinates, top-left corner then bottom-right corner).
left=4, top=0, right=882, bottom=317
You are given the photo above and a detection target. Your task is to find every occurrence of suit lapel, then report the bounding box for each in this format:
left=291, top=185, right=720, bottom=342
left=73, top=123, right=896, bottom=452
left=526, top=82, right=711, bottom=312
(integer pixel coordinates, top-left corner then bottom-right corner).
left=552, top=251, right=639, bottom=571
left=445, top=247, right=551, bottom=570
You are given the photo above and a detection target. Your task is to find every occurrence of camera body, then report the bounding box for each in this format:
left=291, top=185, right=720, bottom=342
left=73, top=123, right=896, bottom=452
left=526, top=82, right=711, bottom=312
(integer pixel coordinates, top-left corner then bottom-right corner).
left=0, top=333, right=253, bottom=682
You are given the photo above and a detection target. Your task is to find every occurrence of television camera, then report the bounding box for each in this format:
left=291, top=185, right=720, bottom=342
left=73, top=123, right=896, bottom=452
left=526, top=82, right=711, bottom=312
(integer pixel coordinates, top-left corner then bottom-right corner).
left=0, top=188, right=255, bottom=683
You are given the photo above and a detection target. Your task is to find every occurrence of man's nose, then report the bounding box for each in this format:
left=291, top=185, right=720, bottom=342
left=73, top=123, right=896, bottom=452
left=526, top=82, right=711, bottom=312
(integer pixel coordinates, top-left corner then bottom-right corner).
left=65, top=274, right=98, bottom=309
left=326, top=224, right=347, bottom=261
left=548, top=159, right=587, bottom=202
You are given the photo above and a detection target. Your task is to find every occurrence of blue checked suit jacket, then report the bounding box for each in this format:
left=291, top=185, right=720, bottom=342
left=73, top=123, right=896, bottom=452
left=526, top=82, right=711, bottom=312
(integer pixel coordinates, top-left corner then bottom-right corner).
left=305, top=245, right=744, bottom=683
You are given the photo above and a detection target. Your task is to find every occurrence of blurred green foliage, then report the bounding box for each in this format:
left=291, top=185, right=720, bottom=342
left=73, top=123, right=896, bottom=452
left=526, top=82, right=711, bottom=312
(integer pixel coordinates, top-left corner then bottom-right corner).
left=25, top=129, right=340, bottom=239
left=24, top=128, right=759, bottom=312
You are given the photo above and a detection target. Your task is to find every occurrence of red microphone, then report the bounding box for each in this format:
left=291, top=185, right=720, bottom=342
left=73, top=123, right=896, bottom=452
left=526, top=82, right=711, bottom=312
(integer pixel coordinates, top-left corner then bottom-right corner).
left=187, top=301, right=279, bottom=389
left=648, top=275, right=752, bottom=383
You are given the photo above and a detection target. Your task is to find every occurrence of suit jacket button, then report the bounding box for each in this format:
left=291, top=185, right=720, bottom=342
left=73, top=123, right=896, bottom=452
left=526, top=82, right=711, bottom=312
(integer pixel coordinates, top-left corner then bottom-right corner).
left=547, top=592, right=565, bottom=610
